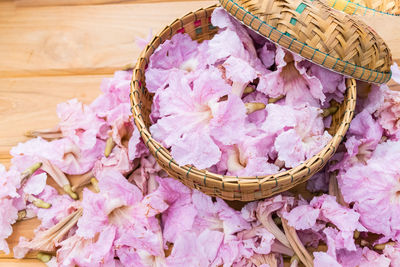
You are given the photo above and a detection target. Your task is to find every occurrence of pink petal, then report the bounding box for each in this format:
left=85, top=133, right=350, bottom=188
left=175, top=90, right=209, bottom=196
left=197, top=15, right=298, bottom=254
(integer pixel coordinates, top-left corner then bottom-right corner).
left=171, top=130, right=221, bottom=169
left=283, top=205, right=320, bottom=230
left=23, top=173, right=47, bottom=195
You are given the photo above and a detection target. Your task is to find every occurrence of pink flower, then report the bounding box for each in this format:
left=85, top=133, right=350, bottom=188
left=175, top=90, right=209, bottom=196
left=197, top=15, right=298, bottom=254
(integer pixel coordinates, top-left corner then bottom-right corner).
left=57, top=225, right=117, bottom=267
left=238, top=225, right=275, bottom=254
left=0, top=164, right=20, bottom=199
left=257, top=48, right=324, bottom=107
left=23, top=173, right=47, bottom=196
left=211, top=7, right=257, bottom=60
left=338, top=140, right=400, bottom=239
left=357, top=83, right=384, bottom=115
left=310, top=194, right=364, bottom=233
left=242, top=91, right=269, bottom=125
left=11, top=137, right=104, bottom=176
left=283, top=205, right=320, bottom=231
left=220, top=133, right=278, bottom=176
left=145, top=33, right=201, bottom=93
left=57, top=99, right=109, bottom=149
left=383, top=243, right=400, bottom=266
left=34, top=185, right=76, bottom=230
left=128, top=155, right=164, bottom=195
left=258, top=41, right=276, bottom=69
left=376, top=85, right=400, bottom=139
left=340, top=110, right=383, bottom=169
left=77, top=169, right=143, bottom=238
left=313, top=251, right=341, bottom=267
left=324, top=227, right=356, bottom=256
left=301, top=60, right=346, bottom=104
left=150, top=69, right=248, bottom=169
left=94, top=145, right=132, bottom=175
left=273, top=106, right=331, bottom=168
left=90, top=70, right=132, bottom=117
left=0, top=198, right=18, bottom=254
left=166, top=230, right=224, bottom=267
left=358, top=247, right=390, bottom=267
left=306, top=170, right=329, bottom=193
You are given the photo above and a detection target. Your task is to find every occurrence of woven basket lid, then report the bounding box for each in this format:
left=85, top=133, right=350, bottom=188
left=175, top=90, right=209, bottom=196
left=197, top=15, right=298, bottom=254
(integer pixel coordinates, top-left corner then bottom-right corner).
left=323, top=0, right=400, bottom=16
left=219, top=0, right=393, bottom=84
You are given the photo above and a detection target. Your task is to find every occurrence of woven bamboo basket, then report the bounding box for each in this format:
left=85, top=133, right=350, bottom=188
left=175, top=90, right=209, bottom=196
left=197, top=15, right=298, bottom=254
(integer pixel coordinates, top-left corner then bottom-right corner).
left=130, top=5, right=357, bottom=201
left=323, top=0, right=400, bottom=16
left=220, top=0, right=392, bottom=84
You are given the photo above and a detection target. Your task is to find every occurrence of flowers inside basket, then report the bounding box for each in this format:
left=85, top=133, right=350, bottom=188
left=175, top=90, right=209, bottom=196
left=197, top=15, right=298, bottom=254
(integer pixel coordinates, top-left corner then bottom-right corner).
left=131, top=6, right=356, bottom=201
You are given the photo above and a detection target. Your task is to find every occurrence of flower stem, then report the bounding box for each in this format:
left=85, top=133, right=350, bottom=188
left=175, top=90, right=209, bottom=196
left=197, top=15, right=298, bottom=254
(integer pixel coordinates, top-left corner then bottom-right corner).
left=245, top=102, right=266, bottom=114
left=281, top=217, right=313, bottom=267
left=71, top=170, right=94, bottom=192
left=17, top=210, right=27, bottom=221
left=243, top=86, right=255, bottom=95
left=104, top=137, right=115, bottom=158
left=322, top=106, right=339, bottom=118
left=20, top=162, right=42, bottom=186
left=290, top=255, right=299, bottom=267
left=374, top=241, right=396, bottom=250
left=25, top=126, right=62, bottom=140
left=257, top=212, right=291, bottom=248
left=328, top=172, right=347, bottom=206
left=41, top=159, right=78, bottom=200
left=21, top=209, right=82, bottom=253
left=63, top=185, right=78, bottom=200
left=90, top=178, right=100, bottom=193
left=28, top=195, right=51, bottom=209
left=37, top=252, right=52, bottom=263
left=268, top=95, right=285, bottom=104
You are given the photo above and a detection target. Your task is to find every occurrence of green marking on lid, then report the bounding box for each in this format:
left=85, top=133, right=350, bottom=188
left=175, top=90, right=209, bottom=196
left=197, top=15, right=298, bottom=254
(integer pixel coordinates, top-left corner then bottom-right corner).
left=289, top=17, right=297, bottom=25
left=195, top=28, right=203, bottom=35
left=295, top=3, right=307, bottom=14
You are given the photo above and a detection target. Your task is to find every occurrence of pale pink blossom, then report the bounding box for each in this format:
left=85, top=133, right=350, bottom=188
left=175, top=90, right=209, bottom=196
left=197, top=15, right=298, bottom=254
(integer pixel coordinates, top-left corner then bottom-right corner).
left=0, top=198, right=18, bottom=254
left=376, top=85, right=400, bottom=139
left=0, top=164, right=20, bottom=199
left=145, top=33, right=201, bottom=93
left=341, top=110, right=383, bottom=169
left=338, top=140, right=400, bottom=239
left=90, top=70, right=132, bottom=117
left=57, top=99, right=109, bottom=149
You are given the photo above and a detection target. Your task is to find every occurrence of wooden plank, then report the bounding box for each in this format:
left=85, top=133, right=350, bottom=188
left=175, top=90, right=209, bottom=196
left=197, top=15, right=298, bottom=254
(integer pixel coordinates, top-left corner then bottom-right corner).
left=0, top=1, right=216, bottom=77
left=0, top=75, right=108, bottom=156
left=15, top=0, right=211, bottom=7
left=0, top=259, right=44, bottom=266
left=2, top=219, right=41, bottom=260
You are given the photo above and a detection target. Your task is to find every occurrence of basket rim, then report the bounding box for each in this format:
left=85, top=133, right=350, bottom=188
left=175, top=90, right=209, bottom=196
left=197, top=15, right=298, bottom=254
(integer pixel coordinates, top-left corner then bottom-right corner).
left=130, top=5, right=357, bottom=199
left=219, top=0, right=392, bottom=84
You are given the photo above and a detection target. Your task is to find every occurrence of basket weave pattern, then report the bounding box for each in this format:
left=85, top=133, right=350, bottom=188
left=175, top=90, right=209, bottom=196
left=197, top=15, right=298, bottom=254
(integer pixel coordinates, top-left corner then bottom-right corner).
left=220, top=0, right=392, bottom=84
left=323, top=0, right=400, bottom=16
left=131, top=5, right=357, bottom=201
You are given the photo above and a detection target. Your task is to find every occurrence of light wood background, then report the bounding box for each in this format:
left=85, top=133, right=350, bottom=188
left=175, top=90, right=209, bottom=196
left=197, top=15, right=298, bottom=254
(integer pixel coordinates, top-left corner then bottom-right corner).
left=0, top=0, right=398, bottom=266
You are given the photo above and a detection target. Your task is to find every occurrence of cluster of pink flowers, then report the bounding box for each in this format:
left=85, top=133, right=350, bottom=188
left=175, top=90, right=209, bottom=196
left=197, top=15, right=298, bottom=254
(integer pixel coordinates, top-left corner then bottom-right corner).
left=0, top=7, right=400, bottom=267
left=147, top=8, right=346, bottom=174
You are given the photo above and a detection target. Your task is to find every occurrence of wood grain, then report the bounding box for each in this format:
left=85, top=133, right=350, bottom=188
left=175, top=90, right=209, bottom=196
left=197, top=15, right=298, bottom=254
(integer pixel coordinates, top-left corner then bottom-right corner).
left=0, top=75, right=109, bottom=155
left=0, top=259, right=45, bottom=266
left=0, top=1, right=216, bottom=77
left=14, top=0, right=211, bottom=7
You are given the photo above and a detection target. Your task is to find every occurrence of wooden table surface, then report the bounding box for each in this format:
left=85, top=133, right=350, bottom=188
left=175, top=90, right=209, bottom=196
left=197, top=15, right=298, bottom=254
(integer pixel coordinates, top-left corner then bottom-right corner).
left=0, top=0, right=399, bottom=266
